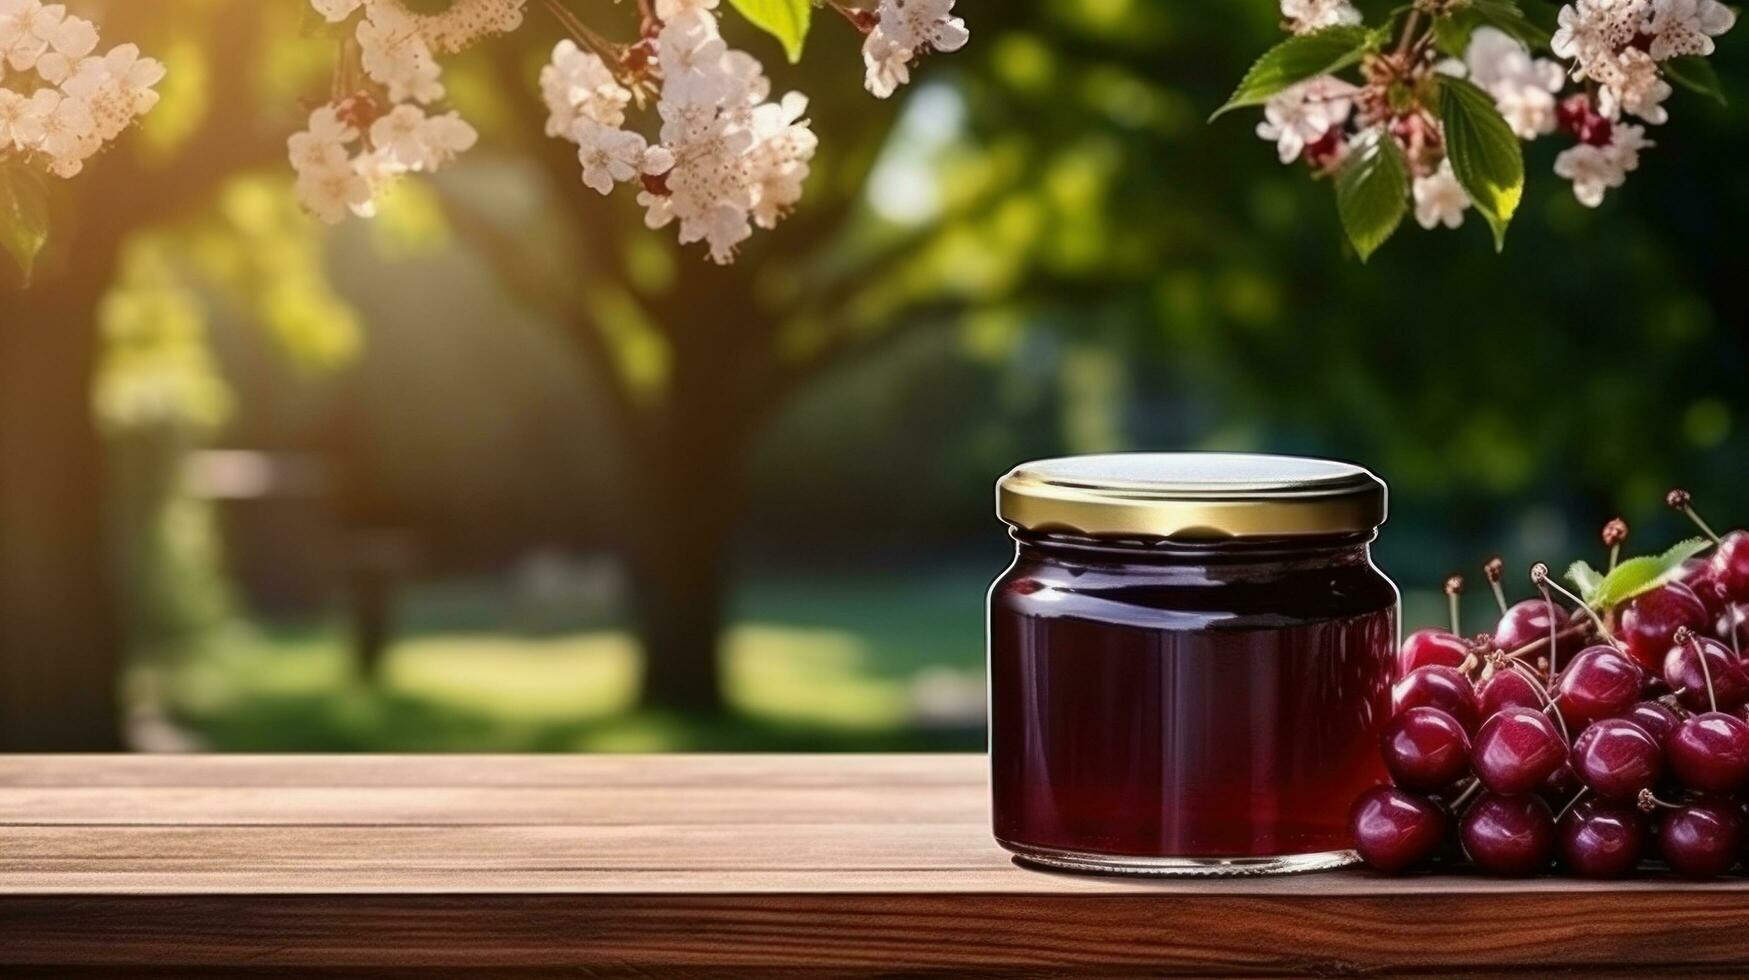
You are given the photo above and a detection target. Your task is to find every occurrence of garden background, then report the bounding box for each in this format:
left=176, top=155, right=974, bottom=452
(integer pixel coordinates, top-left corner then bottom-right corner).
left=1, top=0, right=1744, bottom=752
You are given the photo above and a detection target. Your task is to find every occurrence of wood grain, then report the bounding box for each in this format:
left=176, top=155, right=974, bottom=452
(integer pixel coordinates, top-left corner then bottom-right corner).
left=5, top=754, right=1749, bottom=976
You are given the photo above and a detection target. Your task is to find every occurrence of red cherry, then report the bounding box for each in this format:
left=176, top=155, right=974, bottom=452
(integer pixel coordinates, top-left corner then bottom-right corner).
left=1718, top=605, right=1749, bottom=650
left=1552, top=646, right=1643, bottom=727
left=1659, top=798, right=1743, bottom=878
left=1667, top=712, right=1749, bottom=793
left=1683, top=559, right=1729, bottom=619
left=1494, top=599, right=1581, bottom=658
left=1397, top=628, right=1471, bottom=676
left=1350, top=787, right=1448, bottom=873
left=1619, top=700, right=1682, bottom=744
left=1392, top=665, right=1480, bottom=733
left=1381, top=707, right=1472, bottom=791
left=1557, top=798, right=1645, bottom=879
left=1712, top=531, right=1749, bottom=602
left=1663, top=634, right=1749, bottom=712
left=1619, top=583, right=1710, bottom=672
left=1472, top=707, right=1567, bottom=796
left=1478, top=668, right=1543, bottom=718
left=1460, top=793, right=1555, bottom=876
left=1571, top=718, right=1663, bottom=800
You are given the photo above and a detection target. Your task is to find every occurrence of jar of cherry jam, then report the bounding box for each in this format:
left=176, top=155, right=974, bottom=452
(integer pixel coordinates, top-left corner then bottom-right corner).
left=990, top=453, right=1399, bottom=875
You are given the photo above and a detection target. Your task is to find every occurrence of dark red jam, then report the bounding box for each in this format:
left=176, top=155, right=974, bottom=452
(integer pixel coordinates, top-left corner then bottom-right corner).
left=990, top=529, right=1397, bottom=869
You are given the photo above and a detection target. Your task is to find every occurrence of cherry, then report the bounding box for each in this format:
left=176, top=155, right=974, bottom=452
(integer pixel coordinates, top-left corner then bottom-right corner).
left=1619, top=582, right=1710, bottom=673
left=1494, top=599, right=1580, bottom=660
left=1664, top=633, right=1749, bottom=712
left=1715, top=533, right=1749, bottom=602
left=1571, top=718, right=1662, bottom=800
left=1478, top=668, right=1543, bottom=718
left=1350, top=786, right=1448, bottom=873
left=1557, top=798, right=1645, bottom=879
left=1542, top=762, right=1581, bottom=800
left=1669, top=489, right=1749, bottom=602
left=1381, top=707, right=1472, bottom=791
left=1472, top=707, right=1567, bottom=796
left=1619, top=700, right=1682, bottom=745
left=1398, top=629, right=1471, bottom=676
left=1666, top=712, right=1749, bottom=793
left=1657, top=797, right=1743, bottom=878
left=1683, top=559, right=1729, bottom=619
left=1392, top=665, right=1480, bottom=733
left=1460, top=792, right=1555, bottom=876
left=1718, top=605, right=1749, bottom=651
left=1553, top=645, right=1644, bottom=727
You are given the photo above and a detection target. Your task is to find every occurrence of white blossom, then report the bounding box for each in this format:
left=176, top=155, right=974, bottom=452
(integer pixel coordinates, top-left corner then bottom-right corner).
left=296, top=165, right=373, bottom=224
left=311, top=0, right=365, bottom=22
left=1597, top=48, right=1673, bottom=123
left=1255, top=75, right=1355, bottom=163
left=0, top=0, right=54, bottom=73
left=1646, top=0, right=1735, bottom=60
left=574, top=120, right=648, bottom=194
left=1554, top=123, right=1652, bottom=206
left=862, top=0, right=968, bottom=99
left=1414, top=160, right=1470, bottom=230
left=1465, top=28, right=1566, bottom=139
left=357, top=1, right=444, bottom=104
left=1281, top=0, right=1362, bottom=35
left=540, top=39, right=630, bottom=136
left=32, top=12, right=96, bottom=84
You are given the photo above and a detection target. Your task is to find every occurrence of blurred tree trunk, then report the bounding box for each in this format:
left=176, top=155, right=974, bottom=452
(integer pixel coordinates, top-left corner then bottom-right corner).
left=623, top=324, right=750, bottom=716
left=0, top=269, right=122, bottom=749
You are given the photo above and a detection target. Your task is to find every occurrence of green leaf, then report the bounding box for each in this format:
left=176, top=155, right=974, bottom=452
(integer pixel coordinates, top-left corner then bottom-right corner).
left=1212, top=26, right=1373, bottom=119
left=727, top=0, right=812, bottom=63
left=1665, top=55, right=1728, bottom=105
left=0, top=162, right=50, bottom=286
left=1335, top=127, right=1409, bottom=262
left=1567, top=560, right=1606, bottom=604
left=1588, top=538, right=1712, bottom=610
left=1438, top=75, right=1524, bottom=251
left=1469, top=0, right=1552, bottom=48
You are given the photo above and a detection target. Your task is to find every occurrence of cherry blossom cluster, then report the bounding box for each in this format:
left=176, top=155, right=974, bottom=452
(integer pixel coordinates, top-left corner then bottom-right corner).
left=541, top=0, right=824, bottom=264
left=0, top=0, right=164, bottom=179
left=292, top=0, right=522, bottom=222
left=858, top=0, right=969, bottom=99
left=1246, top=0, right=1735, bottom=245
left=293, top=0, right=968, bottom=262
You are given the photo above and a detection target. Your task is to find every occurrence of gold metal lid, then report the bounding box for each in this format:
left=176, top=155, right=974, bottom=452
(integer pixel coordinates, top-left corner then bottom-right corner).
left=996, top=453, right=1387, bottom=539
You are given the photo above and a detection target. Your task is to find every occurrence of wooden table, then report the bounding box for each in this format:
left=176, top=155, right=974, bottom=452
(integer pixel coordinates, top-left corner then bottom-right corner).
left=3, top=754, right=1747, bottom=976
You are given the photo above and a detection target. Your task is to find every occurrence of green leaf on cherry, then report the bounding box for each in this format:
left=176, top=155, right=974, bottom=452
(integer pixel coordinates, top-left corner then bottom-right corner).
left=1665, top=56, right=1728, bottom=105
left=1335, top=127, right=1409, bottom=262
left=0, top=161, right=50, bottom=286
left=1438, top=75, right=1523, bottom=252
left=1212, top=25, right=1374, bottom=119
left=1567, top=560, right=1606, bottom=604
left=1582, top=538, right=1711, bottom=610
left=727, top=0, right=812, bottom=63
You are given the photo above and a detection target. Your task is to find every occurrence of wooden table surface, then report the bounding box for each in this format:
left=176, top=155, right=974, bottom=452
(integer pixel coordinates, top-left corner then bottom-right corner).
left=3, top=754, right=1749, bottom=977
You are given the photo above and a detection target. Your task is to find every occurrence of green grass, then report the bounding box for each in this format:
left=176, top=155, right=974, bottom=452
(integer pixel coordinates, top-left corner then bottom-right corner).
left=160, top=568, right=990, bottom=753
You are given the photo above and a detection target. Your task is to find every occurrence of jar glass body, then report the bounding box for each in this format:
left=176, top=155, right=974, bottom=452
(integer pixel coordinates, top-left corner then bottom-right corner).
left=988, top=529, right=1399, bottom=875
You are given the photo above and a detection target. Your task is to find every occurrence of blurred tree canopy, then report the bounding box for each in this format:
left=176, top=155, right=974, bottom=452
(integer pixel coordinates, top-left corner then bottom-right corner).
left=1, top=0, right=1744, bottom=746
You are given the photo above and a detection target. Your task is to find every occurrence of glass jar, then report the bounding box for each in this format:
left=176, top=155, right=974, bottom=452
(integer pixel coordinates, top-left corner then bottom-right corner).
left=989, top=453, right=1399, bottom=875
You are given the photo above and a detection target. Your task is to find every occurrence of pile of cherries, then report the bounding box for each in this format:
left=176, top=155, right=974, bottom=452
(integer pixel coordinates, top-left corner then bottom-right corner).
left=1352, top=490, right=1749, bottom=878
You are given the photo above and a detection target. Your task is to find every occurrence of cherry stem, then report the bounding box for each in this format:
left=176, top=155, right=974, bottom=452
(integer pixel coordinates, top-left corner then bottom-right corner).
left=1535, top=583, right=1562, bottom=678
left=1515, top=661, right=1570, bottom=742
left=1732, top=606, right=1743, bottom=661
left=1555, top=786, right=1590, bottom=824
left=1485, top=562, right=1509, bottom=615
left=1689, top=632, right=1719, bottom=714
left=1447, top=777, right=1482, bottom=814
left=1608, top=543, right=1620, bottom=574
left=1637, top=788, right=1679, bottom=813
left=1533, top=565, right=1617, bottom=649
left=1499, top=621, right=1590, bottom=664
left=1676, top=503, right=1723, bottom=544
left=1446, top=577, right=1463, bottom=636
